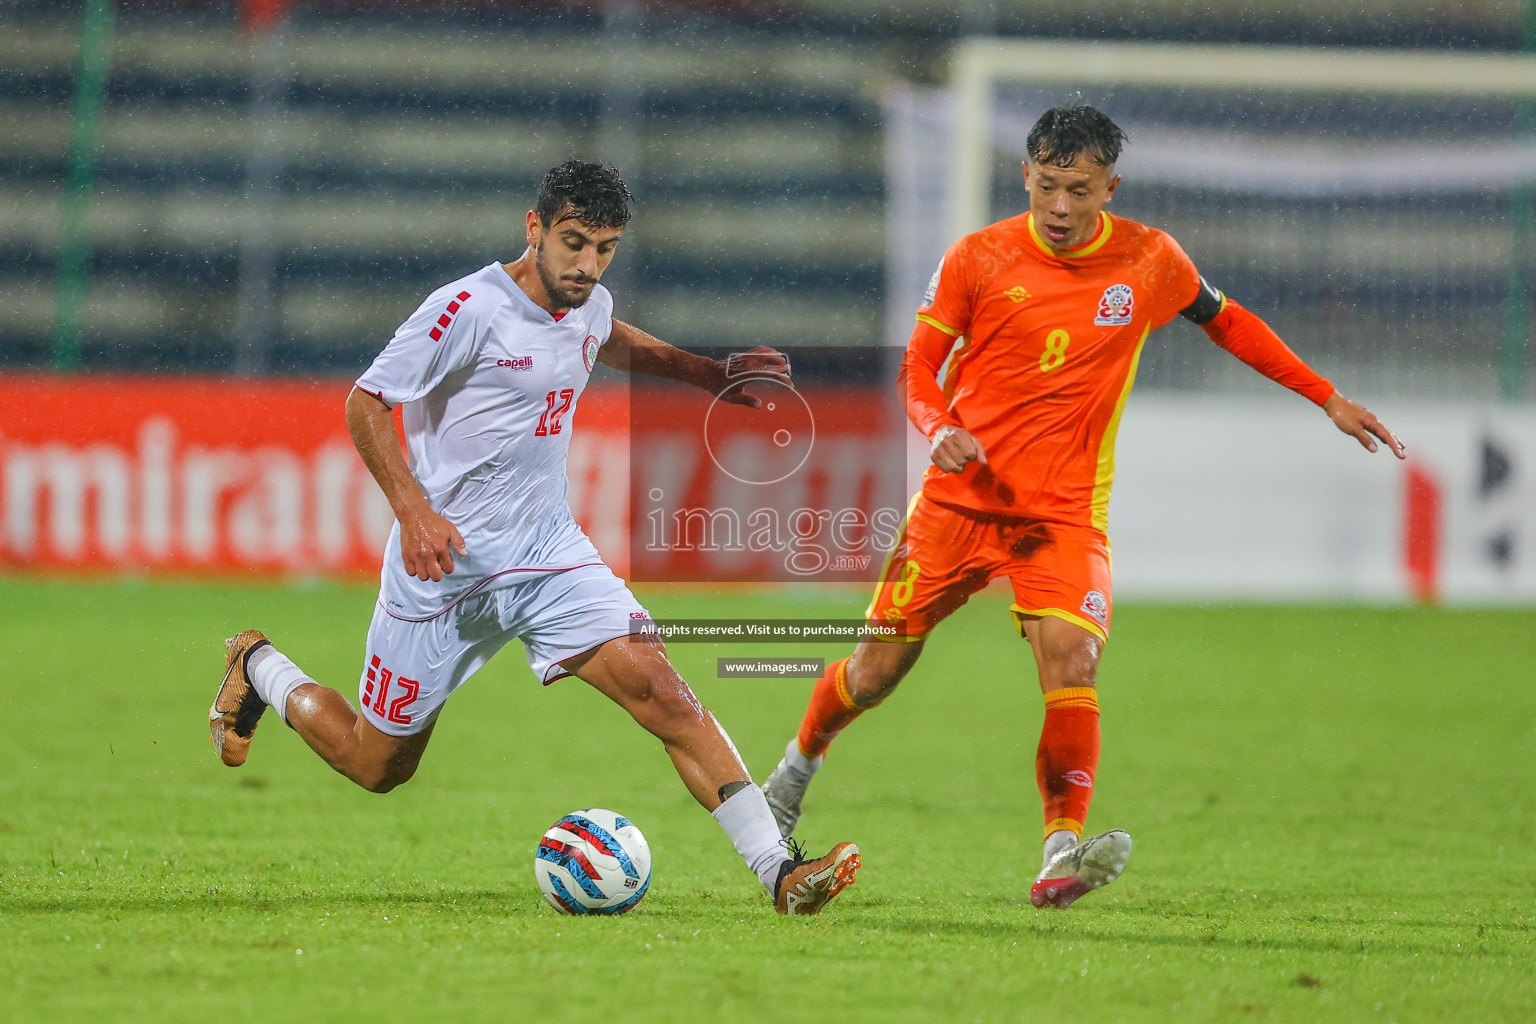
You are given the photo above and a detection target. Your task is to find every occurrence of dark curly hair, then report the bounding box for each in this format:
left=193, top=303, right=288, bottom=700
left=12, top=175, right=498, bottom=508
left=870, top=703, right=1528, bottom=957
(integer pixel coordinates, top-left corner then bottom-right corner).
left=1026, top=106, right=1128, bottom=169
left=535, top=160, right=634, bottom=229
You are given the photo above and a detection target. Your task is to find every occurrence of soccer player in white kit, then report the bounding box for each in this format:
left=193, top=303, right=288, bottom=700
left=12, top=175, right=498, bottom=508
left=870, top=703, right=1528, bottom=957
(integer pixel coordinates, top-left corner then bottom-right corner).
left=208, top=161, right=860, bottom=915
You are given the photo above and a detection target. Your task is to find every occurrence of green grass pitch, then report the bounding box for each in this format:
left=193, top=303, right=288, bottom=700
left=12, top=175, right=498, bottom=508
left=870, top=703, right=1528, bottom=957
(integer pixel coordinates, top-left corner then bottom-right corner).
left=1, top=577, right=1533, bottom=1022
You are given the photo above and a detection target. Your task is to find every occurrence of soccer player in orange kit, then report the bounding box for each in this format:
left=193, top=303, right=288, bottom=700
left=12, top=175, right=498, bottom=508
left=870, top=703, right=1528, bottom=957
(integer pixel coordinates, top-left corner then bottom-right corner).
left=762, top=106, right=1405, bottom=909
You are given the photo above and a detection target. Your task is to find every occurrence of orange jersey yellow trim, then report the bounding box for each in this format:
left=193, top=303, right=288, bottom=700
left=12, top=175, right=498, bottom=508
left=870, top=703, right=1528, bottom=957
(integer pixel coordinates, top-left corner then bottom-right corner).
left=1010, top=603, right=1110, bottom=644
left=1091, top=324, right=1151, bottom=533
left=915, top=313, right=961, bottom=337
left=907, top=212, right=1202, bottom=527
left=1027, top=211, right=1114, bottom=259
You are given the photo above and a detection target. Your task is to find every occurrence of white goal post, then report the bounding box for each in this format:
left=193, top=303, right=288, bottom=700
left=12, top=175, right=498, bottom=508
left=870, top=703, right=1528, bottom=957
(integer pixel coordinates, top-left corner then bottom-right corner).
left=878, top=41, right=1536, bottom=599
left=949, top=38, right=1536, bottom=240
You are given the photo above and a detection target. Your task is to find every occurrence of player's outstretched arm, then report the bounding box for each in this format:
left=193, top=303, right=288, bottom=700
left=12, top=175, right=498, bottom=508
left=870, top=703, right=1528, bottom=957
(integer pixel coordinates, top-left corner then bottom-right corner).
left=1323, top=392, right=1406, bottom=459
left=1184, top=285, right=1404, bottom=460
left=345, top=387, right=467, bottom=582
left=599, top=319, right=790, bottom=408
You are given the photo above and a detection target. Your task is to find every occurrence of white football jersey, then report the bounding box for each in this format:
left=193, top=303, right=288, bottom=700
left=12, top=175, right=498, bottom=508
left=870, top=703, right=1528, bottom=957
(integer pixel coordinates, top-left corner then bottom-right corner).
left=355, top=261, right=614, bottom=618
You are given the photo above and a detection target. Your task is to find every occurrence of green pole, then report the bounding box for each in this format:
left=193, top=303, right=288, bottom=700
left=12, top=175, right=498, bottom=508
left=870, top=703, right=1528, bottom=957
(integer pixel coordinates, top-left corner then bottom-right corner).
left=50, top=0, right=115, bottom=372
left=1501, top=0, right=1536, bottom=400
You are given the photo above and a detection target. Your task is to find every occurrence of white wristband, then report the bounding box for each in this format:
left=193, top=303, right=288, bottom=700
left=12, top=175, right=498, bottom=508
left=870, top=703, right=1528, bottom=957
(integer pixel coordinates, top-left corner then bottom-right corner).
left=930, top=424, right=960, bottom=452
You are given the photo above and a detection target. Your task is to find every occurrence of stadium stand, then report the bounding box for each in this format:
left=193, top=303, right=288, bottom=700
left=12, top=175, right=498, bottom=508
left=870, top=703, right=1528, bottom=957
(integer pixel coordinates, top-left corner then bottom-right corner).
left=1, top=6, right=890, bottom=373
left=3, top=0, right=1526, bottom=379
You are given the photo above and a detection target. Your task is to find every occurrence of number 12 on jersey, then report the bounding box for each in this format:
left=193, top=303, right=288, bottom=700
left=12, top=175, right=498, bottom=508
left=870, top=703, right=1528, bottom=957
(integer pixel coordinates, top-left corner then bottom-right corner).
left=535, top=388, right=575, bottom=436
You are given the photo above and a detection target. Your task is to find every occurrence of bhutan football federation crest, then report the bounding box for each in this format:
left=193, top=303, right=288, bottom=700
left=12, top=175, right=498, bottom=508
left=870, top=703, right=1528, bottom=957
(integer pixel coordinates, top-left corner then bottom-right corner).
left=1080, top=589, right=1109, bottom=627
left=582, top=335, right=600, bottom=373
left=1094, top=284, right=1134, bottom=326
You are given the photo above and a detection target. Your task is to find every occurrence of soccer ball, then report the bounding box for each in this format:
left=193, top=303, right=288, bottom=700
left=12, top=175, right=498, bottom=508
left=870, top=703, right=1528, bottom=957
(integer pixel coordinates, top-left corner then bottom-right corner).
left=535, top=808, right=652, bottom=915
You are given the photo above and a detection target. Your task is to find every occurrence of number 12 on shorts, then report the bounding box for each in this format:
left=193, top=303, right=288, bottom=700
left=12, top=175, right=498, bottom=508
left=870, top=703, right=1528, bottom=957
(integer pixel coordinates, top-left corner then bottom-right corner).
left=535, top=389, right=575, bottom=436
left=363, top=654, right=418, bottom=726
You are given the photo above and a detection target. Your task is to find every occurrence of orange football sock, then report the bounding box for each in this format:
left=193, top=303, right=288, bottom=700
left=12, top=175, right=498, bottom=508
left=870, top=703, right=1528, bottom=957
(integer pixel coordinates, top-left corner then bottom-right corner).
left=1035, top=686, right=1100, bottom=841
left=795, top=657, right=863, bottom=759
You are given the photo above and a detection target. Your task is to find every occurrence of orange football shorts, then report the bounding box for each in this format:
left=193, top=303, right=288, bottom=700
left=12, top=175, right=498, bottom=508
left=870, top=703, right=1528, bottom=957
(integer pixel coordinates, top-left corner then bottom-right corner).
left=865, top=494, right=1113, bottom=643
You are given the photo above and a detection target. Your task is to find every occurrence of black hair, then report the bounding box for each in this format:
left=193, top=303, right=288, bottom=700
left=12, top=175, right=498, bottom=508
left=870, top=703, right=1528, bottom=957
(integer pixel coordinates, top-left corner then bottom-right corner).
left=1026, top=106, right=1128, bottom=169
left=535, top=160, right=634, bottom=229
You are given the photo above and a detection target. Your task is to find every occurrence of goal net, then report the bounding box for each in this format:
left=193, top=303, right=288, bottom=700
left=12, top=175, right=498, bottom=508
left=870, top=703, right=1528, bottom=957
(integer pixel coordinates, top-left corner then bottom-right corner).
left=884, top=40, right=1536, bottom=400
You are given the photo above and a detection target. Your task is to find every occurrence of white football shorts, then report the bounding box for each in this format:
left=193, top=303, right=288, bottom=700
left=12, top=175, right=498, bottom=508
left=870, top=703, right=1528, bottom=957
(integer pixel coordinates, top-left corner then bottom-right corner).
left=357, top=563, right=649, bottom=737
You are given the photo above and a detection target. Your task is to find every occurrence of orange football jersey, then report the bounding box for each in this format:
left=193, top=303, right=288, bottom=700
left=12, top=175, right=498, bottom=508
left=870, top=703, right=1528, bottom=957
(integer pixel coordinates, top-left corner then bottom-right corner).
left=905, top=210, right=1202, bottom=530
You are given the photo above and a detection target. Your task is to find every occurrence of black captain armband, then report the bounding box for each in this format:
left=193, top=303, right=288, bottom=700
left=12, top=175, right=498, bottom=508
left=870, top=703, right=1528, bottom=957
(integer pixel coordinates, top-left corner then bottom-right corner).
left=1179, top=275, right=1226, bottom=325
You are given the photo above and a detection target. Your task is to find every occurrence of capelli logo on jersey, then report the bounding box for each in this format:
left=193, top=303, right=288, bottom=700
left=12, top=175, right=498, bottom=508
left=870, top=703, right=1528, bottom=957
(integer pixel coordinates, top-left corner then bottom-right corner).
left=497, top=356, right=534, bottom=371
left=1004, top=285, right=1032, bottom=303
left=1094, top=284, right=1134, bottom=326
left=1063, top=769, right=1094, bottom=788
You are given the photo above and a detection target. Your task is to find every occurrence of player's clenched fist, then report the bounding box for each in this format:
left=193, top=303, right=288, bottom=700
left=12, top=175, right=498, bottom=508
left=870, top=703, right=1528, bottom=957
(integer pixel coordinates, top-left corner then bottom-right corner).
left=398, top=503, right=468, bottom=582
left=930, top=423, right=987, bottom=474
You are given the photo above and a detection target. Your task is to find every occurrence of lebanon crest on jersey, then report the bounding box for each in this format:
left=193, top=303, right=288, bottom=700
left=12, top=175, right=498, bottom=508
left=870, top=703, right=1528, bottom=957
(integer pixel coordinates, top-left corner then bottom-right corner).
left=1094, top=284, right=1135, bottom=326
left=582, top=335, right=600, bottom=373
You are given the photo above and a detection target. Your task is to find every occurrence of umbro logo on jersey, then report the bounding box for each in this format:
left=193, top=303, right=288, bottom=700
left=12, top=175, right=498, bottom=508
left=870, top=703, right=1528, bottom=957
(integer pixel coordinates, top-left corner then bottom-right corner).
left=1004, top=285, right=1032, bottom=303
left=497, top=356, right=534, bottom=371
left=582, top=335, right=600, bottom=373
left=1080, top=590, right=1109, bottom=625
left=430, top=291, right=472, bottom=341
left=1094, top=284, right=1134, bottom=326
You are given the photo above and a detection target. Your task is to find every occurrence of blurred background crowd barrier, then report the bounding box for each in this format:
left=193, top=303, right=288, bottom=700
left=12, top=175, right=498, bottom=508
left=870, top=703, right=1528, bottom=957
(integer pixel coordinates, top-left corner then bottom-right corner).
left=2, top=0, right=1534, bottom=601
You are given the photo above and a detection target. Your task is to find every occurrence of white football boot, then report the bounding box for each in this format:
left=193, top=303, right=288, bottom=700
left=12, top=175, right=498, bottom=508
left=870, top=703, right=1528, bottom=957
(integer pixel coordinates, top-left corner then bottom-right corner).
left=761, top=739, right=821, bottom=838
left=1030, top=829, right=1133, bottom=908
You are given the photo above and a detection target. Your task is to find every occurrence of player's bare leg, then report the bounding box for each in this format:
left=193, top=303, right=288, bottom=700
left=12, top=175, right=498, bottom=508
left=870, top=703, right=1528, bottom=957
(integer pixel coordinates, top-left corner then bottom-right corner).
left=844, top=634, right=928, bottom=704
left=566, top=635, right=859, bottom=914
left=565, top=635, right=753, bottom=810
left=284, top=684, right=436, bottom=793
left=1018, top=614, right=1131, bottom=908
left=208, top=630, right=434, bottom=793
left=763, top=634, right=925, bottom=836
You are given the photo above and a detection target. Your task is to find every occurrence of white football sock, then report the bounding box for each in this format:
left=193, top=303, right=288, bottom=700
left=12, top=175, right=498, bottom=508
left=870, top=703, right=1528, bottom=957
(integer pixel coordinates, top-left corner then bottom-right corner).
left=245, top=644, right=315, bottom=726
left=1042, top=828, right=1079, bottom=872
left=782, top=737, right=822, bottom=777
left=711, top=784, right=791, bottom=894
